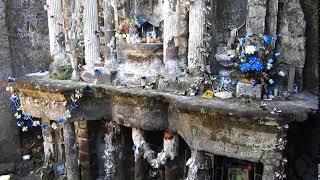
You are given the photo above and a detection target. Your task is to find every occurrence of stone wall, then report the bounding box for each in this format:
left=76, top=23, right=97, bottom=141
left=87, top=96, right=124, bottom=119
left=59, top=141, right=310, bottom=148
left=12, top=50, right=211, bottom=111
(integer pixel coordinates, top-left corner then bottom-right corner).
left=301, top=0, right=318, bottom=94
left=0, top=0, right=20, bottom=174
left=7, top=0, right=51, bottom=77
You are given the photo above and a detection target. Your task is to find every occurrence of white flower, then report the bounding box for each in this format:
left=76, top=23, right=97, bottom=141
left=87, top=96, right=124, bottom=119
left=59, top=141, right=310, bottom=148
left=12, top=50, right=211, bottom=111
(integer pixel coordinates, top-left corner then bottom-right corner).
left=245, top=45, right=257, bottom=55
left=33, top=121, right=41, bottom=127
left=15, top=113, right=21, bottom=119
left=278, top=71, right=286, bottom=77
left=22, top=126, right=28, bottom=132
left=267, top=63, right=273, bottom=70
left=51, top=122, right=58, bottom=130
left=6, top=86, right=13, bottom=92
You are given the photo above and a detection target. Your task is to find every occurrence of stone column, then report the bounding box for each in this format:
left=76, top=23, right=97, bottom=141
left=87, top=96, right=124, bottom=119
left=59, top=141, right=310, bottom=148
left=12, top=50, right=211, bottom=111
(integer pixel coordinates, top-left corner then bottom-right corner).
left=103, top=121, right=121, bottom=180
left=46, top=0, right=65, bottom=57
left=178, top=2, right=188, bottom=70
left=83, top=0, right=100, bottom=68
left=187, top=0, right=206, bottom=75
left=42, top=119, right=55, bottom=167
left=75, top=121, right=91, bottom=180
left=265, top=0, right=279, bottom=35
left=62, top=0, right=82, bottom=80
left=262, top=164, right=276, bottom=180
left=260, top=152, right=282, bottom=180
left=246, top=0, right=267, bottom=34
left=63, top=121, right=80, bottom=180
left=186, top=150, right=206, bottom=180
left=104, top=0, right=117, bottom=71
left=164, top=131, right=179, bottom=180
left=163, top=0, right=181, bottom=76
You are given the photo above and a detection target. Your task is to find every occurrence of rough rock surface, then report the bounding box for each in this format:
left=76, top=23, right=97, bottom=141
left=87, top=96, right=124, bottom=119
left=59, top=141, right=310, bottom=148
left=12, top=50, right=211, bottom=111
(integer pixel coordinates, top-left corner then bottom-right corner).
left=0, top=0, right=20, bottom=172
left=278, top=0, right=306, bottom=90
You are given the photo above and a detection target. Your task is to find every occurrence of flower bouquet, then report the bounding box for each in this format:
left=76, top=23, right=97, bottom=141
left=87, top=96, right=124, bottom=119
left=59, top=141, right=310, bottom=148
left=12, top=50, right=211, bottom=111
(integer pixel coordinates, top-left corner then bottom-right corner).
left=231, top=33, right=286, bottom=99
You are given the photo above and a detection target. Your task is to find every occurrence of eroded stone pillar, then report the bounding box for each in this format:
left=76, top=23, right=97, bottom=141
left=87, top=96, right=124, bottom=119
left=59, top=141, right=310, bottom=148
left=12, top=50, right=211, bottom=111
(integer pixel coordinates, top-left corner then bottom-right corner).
left=63, top=121, right=80, bottom=180
left=188, top=0, right=206, bottom=75
left=246, top=0, right=267, bottom=34
left=186, top=150, right=206, bottom=180
left=104, top=0, right=117, bottom=71
left=164, top=131, right=179, bottom=180
left=103, top=121, right=121, bottom=180
left=75, top=121, right=91, bottom=180
left=46, top=0, right=64, bottom=57
left=163, top=0, right=181, bottom=75
left=265, top=0, right=279, bottom=35
left=42, top=119, right=55, bottom=167
left=84, top=0, right=101, bottom=68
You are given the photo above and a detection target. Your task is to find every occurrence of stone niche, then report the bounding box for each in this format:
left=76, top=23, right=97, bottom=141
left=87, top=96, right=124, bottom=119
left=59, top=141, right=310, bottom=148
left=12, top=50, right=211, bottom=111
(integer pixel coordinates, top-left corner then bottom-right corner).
left=117, top=0, right=164, bottom=86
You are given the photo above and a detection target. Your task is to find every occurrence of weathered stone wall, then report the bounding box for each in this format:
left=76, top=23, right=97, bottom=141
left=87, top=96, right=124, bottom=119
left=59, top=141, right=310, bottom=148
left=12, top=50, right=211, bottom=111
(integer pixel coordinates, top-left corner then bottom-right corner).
left=0, top=0, right=20, bottom=173
left=277, top=0, right=306, bottom=90
left=285, top=113, right=320, bottom=180
left=7, top=0, right=51, bottom=77
left=301, top=0, right=318, bottom=94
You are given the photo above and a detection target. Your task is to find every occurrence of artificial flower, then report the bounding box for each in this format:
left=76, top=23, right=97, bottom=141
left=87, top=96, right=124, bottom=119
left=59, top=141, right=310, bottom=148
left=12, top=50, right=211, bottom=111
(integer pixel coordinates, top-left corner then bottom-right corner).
left=240, top=53, right=246, bottom=58
left=33, top=121, right=41, bottom=127
left=240, top=63, right=251, bottom=73
left=238, top=38, right=245, bottom=46
left=245, top=45, right=257, bottom=55
left=22, top=126, right=28, bottom=132
left=69, top=102, right=78, bottom=110
left=51, top=122, right=58, bottom=130
left=6, top=86, right=13, bottom=92
left=269, top=79, right=274, bottom=84
left=14, top=112, right=21, bottom=119
left=268, top=59, right=274, bottom=64
left=7, top=77, right=16, bottom=83
left=275, top=52, right=281, bottom=58
left=41, top=124, right=49, bottom=130
left=267, top=63, right=273, bottom=70
left=252, top=61, right=264, bottom=71
left=10, top=94, right=19, bottom=102
left=23, top=114, right=32, bottom=121
left=278, top=71, right=286, bottom=77
left=17, top=121, right=24, bottom=127
left=57, top=118, right=65, bottom=125
left=93, top=68, right=102, bottom=76
left=263, top=35, right=271, bottom=44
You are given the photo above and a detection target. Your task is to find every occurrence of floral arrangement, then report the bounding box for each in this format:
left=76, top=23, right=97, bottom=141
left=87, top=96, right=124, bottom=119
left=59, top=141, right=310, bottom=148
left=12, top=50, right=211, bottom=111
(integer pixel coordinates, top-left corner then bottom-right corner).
left=231, top=33, right=286, bottom=93
left=6, top=77, right=92, bottom=132
left=115, top=17, right=135, bottom=39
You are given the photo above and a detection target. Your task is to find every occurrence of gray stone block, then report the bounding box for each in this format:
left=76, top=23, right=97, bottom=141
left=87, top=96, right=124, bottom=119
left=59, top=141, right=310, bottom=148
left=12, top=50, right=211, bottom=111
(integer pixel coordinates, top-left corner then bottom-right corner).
left=236, top=82, right=262, bottom=99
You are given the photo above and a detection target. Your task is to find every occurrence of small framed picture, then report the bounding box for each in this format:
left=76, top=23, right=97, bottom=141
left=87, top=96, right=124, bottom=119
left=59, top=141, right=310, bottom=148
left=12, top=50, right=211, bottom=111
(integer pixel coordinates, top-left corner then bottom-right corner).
left=54, top=162, right=65, bottom=176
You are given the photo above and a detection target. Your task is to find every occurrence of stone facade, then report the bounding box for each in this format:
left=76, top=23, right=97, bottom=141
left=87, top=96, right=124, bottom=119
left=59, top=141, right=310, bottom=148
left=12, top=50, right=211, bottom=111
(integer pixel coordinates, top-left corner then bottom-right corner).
left=0, top=0, right=19, bottom=173
left=7, top=0, right=50, bottom=77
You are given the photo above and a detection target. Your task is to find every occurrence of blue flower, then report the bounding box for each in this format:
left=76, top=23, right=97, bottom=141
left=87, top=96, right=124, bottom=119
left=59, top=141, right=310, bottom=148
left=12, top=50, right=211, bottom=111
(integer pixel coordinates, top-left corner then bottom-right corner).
left=23, top=114, right=32, bottom=121
left=27, top=121, right=34, bottom=127
left=16, top=121, right=24, bottom=127
left=252, top=61, right=265, bottom=72
left=132, top=144, right=137, bottom=152
left=83, top=85, right=91, bottom=92
left=239, top=38, right=245, bottom=46
left=57, top=118, right=65, bottom=125
left=10, top=95, right=19, bottom=102
left=275, top=52, right=281, bottom=58
left=7, top=77, right=16, bottom=83
left=94, top=30, right=101, bottom=37
left=69, top=102, right=78, bottom=110
left=93, top=68, right=102, bottom=76
left=248, top=56, right=258, bottom=64
left=263, top=35, right=271, bottom=44
left=251, top=80, right=257, bottom=86
left=268, top=59, right=274, bottom=64
left=240, top=63, right=251, bottom=73
left=241, top=53, right=246, bottom=58
left=41, top=124, right=49, bottom=130
left=233, top=63, right=239, bottom=67
left=11, top=104, right=20, bottom=111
